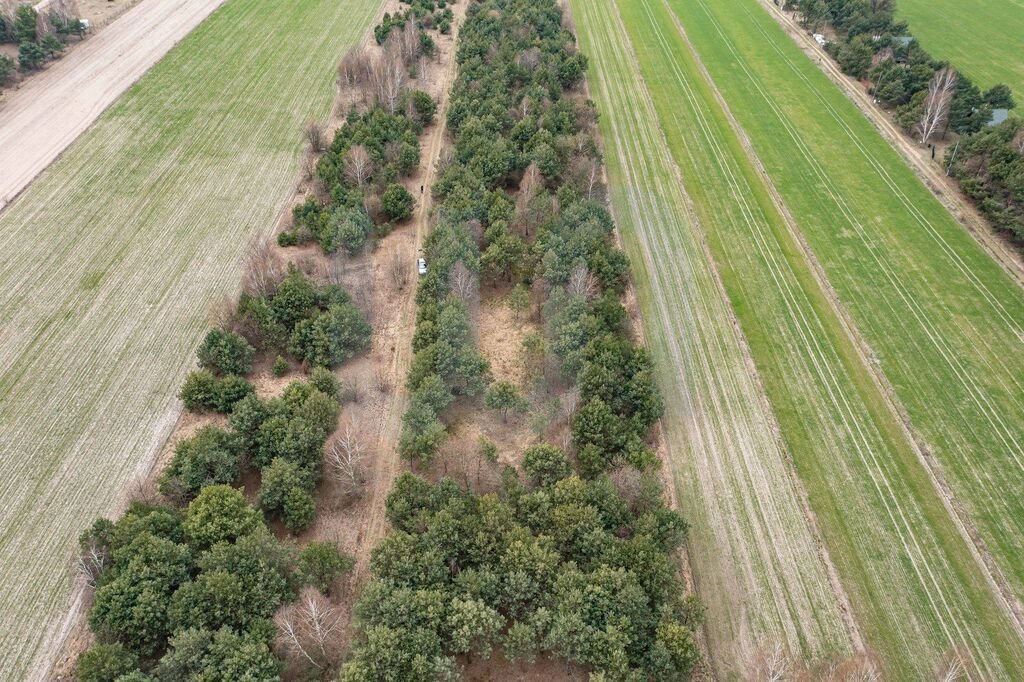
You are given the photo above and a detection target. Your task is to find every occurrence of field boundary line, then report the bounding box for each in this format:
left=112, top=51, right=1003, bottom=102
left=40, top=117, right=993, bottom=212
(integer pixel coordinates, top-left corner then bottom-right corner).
left=667, top=0, right=1024, bottom=651
left=755, top=0, right=1024, bottom=288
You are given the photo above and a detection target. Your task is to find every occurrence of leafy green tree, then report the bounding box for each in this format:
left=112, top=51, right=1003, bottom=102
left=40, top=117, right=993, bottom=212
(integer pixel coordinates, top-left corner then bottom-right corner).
left=398, top=399, right=446, bottom=464
left=76, top=643, right=138, bottom=682
left=258, top=457, right=313, bottom=513
left=289, top=303, right=371, bottom=367
left=481, top=221, right=527, bottom=283
left=308, top=365, right=340, bottom=399
left=485, top=382, right=528, bottom=421
left=159, top=426, right=242, bottom=501
left=522, top=444, right=572, bottom=488
left=283, top=486, right=315, bottom=532
left=446, top=597, right=504, bottom=657
left=157, top=627, right=280, bottom=682
left=197, top=328, right=255, bottom=376
left=14, top=4, right=37, bottom=43
left=179, top=370, right=254, bottom=413
left=340, top=625, right=456, bottom=682
left=297, top=542, right=354, bottom=593
left=502, top=621, right=539, bottom=664
left=183, top=485, right=262, bottom=549
left=88, top=533, right=193, bottom=655
left=271, top=355, right=289, bottom=376
left=0, top=55, right=15, bottom=82
left=18, top=40, right=46, bottom=71
left=382, top=183, right=415, bottom=222
left=507, top=283, right=530, bottom=320
left=319, top=205, right=374, bottom=254
left=412, top=90, right=437, bottom=125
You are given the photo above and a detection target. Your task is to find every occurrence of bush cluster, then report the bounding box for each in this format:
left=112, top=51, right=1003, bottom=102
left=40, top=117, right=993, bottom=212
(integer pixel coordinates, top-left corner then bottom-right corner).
left=77, top=487, right=352, bottom=680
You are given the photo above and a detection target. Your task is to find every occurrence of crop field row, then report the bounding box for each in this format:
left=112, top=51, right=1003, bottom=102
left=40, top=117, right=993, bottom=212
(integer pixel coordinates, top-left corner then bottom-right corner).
left=673, top=0, right=1024, bottom=647
left=0, top=0, right=381, bottom=676
left=897, top=0, right=1024, bottom=97
left=576, top=0, right=1024, bottom=676
left=569, top=0, right=854, bottom=670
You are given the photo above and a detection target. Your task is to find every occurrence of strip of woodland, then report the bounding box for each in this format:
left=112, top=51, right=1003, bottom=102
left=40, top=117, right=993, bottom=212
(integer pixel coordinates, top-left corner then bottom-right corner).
left=341, top=0, right=703, bottom=679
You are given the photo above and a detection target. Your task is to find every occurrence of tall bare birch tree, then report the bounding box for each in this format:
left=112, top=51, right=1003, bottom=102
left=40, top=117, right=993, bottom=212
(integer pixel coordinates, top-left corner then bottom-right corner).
left=918, top=67, right=957, bottom=145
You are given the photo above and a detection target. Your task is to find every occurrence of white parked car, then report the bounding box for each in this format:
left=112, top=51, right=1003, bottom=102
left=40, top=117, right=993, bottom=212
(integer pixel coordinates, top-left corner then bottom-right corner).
left=417, top=258, right=427, bottom=276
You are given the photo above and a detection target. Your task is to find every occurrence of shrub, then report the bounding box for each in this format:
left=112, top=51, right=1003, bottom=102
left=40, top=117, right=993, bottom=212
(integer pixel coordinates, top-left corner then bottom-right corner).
left=177, top=370, right=253, bottom=414
left=197, top=328, right=255, bottom=376
left=40, top=33, right=63, bottom=56
left=18, top=41, right=47, bottom=71
left=319, top=205, right=373, bottom=255
left=272, top=355, right=289, bottom=377
left=77, top=643, right=138, bottom=682
left=289, top=303, right=371, bottom=368
left=276, top=231, right=298, bottom=247
left=308, top=365, right=340, bottom=399
left=484, top=381, right=528, bottom=421
left=412, top=90, right=437, bottom=126
left=297, top=542, right=354, bottom=593
left=521, top=444, right=572, bottom=488
left=159, top=427, right=242, bottom=502
left=258, top=457, right=314, bottom=515
left=283, top=487, right=315, bottom=532
left=0, top=55, right=15, bottom=83
left=212, top=374, right=255, bottom=413
left=184, top=485, right=262, bottom=549
left=381, top=183, right=415, bottom=222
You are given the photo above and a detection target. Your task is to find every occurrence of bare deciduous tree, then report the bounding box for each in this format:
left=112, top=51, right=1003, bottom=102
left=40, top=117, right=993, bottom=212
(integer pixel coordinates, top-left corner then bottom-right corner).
left=275, top=588, right=344, bottom=671
left=303, top=121, right=326, bottom=153
left=449, top=260, right=478, bottom=303
left=301, top=148, right=318, bottom=182
left=386, top=248, right=409, bottom=291
left=343, top=145, right=374, bottom=189
left=371, top=49, right=406, bottom=114
left=918, top=67, right=958, bottom=145
left=242, top=238, right=285, bottom=296
left=76, top=541, right=106, bottom=589
left=326, top=421, right=367, bottom=499
left=374, top=362, right=393, bottom=394
left=567, top=263, right=599, bottom=300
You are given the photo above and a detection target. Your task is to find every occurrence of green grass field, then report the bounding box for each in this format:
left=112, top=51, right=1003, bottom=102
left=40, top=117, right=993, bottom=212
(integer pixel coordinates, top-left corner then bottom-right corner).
left=0, top=0, right=380, bottom=676
left=674, top=0, right=1024, bottom=636
left=898, top=0, right=1024, bottom=97
left=570, top=0, right=854, bottom=670
left=574, top=0, right=1024, bottom=676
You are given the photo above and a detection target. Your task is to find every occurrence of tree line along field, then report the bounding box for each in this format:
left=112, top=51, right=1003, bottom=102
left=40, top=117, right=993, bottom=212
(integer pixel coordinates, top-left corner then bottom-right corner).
left=896, top=0, right=1024, bottom=99
left=574, top=0, right=1024, bottom=677
left=569, top=0, right=855, bottom=670
left=0, top=0, right=382, bottom=676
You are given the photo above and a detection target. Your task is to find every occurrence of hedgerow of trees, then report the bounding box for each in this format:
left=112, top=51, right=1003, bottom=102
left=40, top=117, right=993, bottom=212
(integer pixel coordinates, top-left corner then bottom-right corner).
left=344, top=0, right=701, bottom=679
left=77, top=265, right=365, bottom=678
left=786, top=0, right=1023, bottom=243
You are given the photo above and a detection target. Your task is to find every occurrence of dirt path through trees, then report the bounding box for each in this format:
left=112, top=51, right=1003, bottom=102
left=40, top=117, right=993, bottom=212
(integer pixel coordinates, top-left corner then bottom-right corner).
left=346, top=1, right=467, bottom=578
left=0, top=0, right=225, bottom=212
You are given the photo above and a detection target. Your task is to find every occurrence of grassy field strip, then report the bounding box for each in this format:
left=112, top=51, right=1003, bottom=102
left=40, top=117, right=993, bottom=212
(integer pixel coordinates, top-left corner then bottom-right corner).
left=570, top=0, right=854, bottom=671
left=615, top=0, right=1024, bottom=675
left=673, top=0, right=1024, bottom=628
left=897, top=0, right=1024, bottom=96
left=0, top=0, right=382, bottom=676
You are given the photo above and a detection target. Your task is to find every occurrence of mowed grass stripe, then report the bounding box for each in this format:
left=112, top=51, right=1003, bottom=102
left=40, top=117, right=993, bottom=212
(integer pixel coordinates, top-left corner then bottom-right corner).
left=570, top=0, right=853, bottom=671
left=898, top=0, right=1024, bottom=97
left=0, top=0, right=381, bottom=677
left=673, top=0, right=1024, bottom=632
left=615, top=0, right=1024, bottom=676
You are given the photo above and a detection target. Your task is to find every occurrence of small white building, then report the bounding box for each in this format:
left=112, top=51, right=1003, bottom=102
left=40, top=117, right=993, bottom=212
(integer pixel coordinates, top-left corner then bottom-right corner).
left=813, top=33, right=827, bottom=47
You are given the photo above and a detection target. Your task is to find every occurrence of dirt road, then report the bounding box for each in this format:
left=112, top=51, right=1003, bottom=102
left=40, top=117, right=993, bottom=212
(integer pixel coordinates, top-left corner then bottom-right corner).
left=0, top=0, right=225, bottom=212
